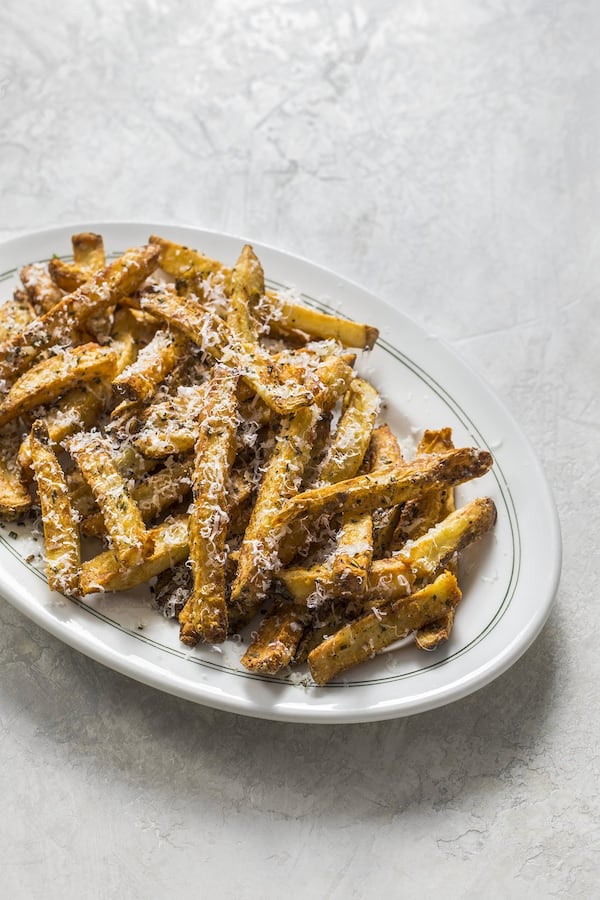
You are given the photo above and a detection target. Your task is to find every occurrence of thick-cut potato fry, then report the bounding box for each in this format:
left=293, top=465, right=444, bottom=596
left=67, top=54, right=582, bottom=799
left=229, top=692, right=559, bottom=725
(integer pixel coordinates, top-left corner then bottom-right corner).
left=79, top=515, right=189, bottom=595
left=393, top=428, right=455, bottom=548
left=229, top=404, right=323, bottom=626
left=0, top=422, right=31, bottom=519
left=278, top=497, right=497, bottom=604
left=20, top=264, right=63, bottom=313
left=0, top=343, right=117, bottom=427
left=277, top=377, right=379, bottom=567
left=112, top=328, right=189, bottom=403
left=241, top=600, right=306, bottom=673
left=29, top=421, right=80, bottom=595
left=265, top=290, right=379, bottom=350
left=149, top=235, right=232, bottom=290
left=273, top=448, right=493, bottom=542
left=49, top=233, right=106, bottom=292
left=227, top=244, right=264, bottom=343
left=317, top=378, right=380, bottom=485
left=308, top=571, right=461, bottom=685
left=179, top=366, right=239, bottom=645
left=0, top=294, right=36, bottom=345
left=0, top=244, right=159, bottom=382
left=69, top=433, right=153, bottom=569
left=367, top=425, right=406, bottom=556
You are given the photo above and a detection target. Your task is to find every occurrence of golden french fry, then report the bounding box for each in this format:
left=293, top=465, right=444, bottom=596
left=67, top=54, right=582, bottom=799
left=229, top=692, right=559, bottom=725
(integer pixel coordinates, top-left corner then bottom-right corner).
left=0, top=294, right=36, bottom=345
left=227, top=244, right=264, bottom=343
left=308, top=571, right=461, bottom=685
left=72, top=232, right=105, bottom=271
left=20, top=263, right=63, bottom=313
left=79, top=515, right=189, bottom=595
left=367, top=425, right=406, bottom=556
left=229, top=404, right=322, bottom=626
left=278, top=497, right=497, bottom=605
left=112, top=328, right=189, bottom=403
left=274, top=448, right=493, bottom=545
left=265, top=290, right=379, bottom=350
left=179, top=366, right=239, bottom=645
left=241, top=600, right=306, bottom=673
left=69, top=433, right=153, bottom=570
left=0, top=422, right=31, bottom=519
left=0, top=343, right=117, bottom=427
left=149, top=234, right=232, bottom=290
left=29, top=421, right=80, bottom=595
left=0, top=244, right=159, bottom=382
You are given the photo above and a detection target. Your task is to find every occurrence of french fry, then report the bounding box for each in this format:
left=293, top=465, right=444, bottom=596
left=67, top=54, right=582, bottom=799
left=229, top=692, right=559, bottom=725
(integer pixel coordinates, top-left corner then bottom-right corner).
left=227, top=244, right=264, bottom=343
left=367, top=425, right=406, bottom=556
left=112, top=328, right=189, bottom=403
left=0, top=244, right=159, bottom=382
left=308, top=571, right=461, bottom=685
left=0, top=343, right=117, bottom=427
left=278, top=497, right=497, bottom=605
left=277, top=377, right=380, bottom=567
left=79, top=515, right=189, bottom=595
left=48, top=233, right=106, bottom=292
left=179, top=366, right=239, bottom=645
left=265, top=290, right=379, bottom=350
left=68, top=433, right=153, bottom=570
left=0, top=422, right=31, bottom=519
left=149, top=234, right=232, bottom=290
left=20, top=264, right=62, bottom=313
left=273, top=448, right=493, bottom=544
left=0, top=293, right=35, bottom=345
left=393, top=428, right=455, bottom=548
left=29, top=421, right=80, bottom=595
left=229, top=404, right=322, bottom=626
left=241, top=599, right=306, bottom=673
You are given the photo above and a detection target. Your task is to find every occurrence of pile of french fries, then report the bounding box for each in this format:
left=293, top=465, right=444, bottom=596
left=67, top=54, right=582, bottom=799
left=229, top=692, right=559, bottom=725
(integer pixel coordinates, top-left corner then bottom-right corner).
left=0, top=233, right=497, bottom=684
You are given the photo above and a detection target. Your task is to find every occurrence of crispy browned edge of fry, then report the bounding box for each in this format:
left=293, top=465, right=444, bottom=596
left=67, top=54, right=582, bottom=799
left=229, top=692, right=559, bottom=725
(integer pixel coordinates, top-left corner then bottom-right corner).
left=308, top=570, right=461, bottom=685
left=112, top=328, right=189, bottom=403
left=30, top=420, right=80, bottom=595
left=0, top=423, right=32, bottom=519
left=179, top=366, right=239, bottom=645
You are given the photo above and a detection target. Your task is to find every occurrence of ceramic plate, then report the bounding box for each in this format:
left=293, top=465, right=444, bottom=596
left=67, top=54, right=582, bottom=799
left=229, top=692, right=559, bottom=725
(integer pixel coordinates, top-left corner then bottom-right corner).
left=0, top=223, right=561, bottom=723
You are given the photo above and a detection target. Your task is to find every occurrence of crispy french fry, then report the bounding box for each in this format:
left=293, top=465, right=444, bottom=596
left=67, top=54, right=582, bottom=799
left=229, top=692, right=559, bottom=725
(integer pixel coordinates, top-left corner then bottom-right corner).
left=179, top=366, right=239, bottom=645
left=241, top=599, right=306, bottom=673
left=308, top=571, right=461, bottom=685
left=0, top=343, right=117, bottom=427
left=274, top=448, right=493, bottom=544
left=229, top=404, right=322, bottom=626
left=79, top=515, right=189, bottom=595
left=393, top=428, right=455, bottom=548
left=112, top=328, right=189, bottom=403
left=0, top=294, right=36, bottom=345
left=0, top=422, right=31, bottom=519
left=29, top=421, right=80, bottom=595
left=265, top=290, right=379, bottom=350
left=149, top=235, right=232, bottom=290
left=69, top=433, right=153, bottom=569
left=48, top=233, right=106, bottom=292
left=278, top=497, right=497, bottom=605
left=227, top=244, right=264, bottom=343
left=20, top=264, right=63, bottom=313
left=0, top=244, right=159, bottom=382
left=367, top=425, right=406, bottom=556
left=277, top=377, right=380, bottom=568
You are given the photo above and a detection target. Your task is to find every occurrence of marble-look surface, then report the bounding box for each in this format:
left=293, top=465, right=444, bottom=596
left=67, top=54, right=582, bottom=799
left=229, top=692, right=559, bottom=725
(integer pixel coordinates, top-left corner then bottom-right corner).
left=0, top=1, right=598, bottom=897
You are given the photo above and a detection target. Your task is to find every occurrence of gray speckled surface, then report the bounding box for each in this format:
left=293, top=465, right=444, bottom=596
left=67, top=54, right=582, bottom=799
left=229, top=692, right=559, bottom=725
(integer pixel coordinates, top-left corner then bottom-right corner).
left=0, top=1, right=598, bottom=897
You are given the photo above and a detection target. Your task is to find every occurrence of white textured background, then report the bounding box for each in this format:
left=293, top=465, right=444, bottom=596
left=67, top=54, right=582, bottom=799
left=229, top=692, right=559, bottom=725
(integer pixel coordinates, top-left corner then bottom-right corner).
left=0, top=1, right=598, bottom=897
